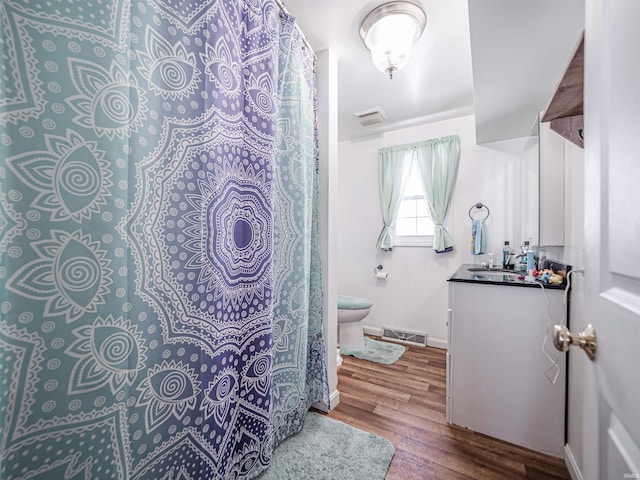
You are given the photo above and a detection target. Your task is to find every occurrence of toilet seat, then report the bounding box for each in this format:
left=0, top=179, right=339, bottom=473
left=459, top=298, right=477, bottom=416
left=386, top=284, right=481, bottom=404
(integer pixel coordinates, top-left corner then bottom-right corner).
left=337, top=295, right=373, bottom=310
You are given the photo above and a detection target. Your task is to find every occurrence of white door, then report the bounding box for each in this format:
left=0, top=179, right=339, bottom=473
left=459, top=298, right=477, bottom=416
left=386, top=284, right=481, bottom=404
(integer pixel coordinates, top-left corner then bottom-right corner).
left=581, top=0, right=640, bottom=478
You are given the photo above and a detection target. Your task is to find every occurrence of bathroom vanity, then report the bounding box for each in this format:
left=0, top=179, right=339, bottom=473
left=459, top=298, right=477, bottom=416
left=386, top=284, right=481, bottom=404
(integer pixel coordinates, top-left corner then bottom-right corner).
left=446, top=265, right=567, bottom=457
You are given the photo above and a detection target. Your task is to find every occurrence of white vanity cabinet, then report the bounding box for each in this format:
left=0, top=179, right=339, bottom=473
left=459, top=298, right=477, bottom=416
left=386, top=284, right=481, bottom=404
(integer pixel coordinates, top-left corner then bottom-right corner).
left=446, top=270, right=567, bottom=457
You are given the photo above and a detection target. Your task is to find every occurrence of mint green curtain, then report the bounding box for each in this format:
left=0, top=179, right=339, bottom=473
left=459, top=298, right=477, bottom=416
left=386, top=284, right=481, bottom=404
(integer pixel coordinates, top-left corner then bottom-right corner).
left=376, top=146, right=413, bottom=250
left=415, top=135, right=461, bottom=253
left=271, top=14, right=330, bottom=446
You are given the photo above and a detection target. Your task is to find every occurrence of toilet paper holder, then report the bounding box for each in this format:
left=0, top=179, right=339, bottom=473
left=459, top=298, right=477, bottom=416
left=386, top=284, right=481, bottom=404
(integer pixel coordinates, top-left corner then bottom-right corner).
left=373, top=265, right=389, bottom=280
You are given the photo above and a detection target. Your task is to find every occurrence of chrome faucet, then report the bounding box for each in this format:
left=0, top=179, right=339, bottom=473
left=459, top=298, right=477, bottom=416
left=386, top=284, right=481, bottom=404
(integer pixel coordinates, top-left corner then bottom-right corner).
left=515, top=253, right=528, bottom=272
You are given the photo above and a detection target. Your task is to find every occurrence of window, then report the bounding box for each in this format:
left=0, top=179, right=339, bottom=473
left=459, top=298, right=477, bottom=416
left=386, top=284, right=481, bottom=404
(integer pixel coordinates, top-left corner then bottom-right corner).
left=393, top=161, right=435, bottom=247
left=377, top=135, right=460, bottom=252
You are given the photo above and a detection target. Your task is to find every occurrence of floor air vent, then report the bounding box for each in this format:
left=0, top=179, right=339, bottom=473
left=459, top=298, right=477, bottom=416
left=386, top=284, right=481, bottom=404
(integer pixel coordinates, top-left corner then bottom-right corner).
left=381, top=327, right=427, bottom=346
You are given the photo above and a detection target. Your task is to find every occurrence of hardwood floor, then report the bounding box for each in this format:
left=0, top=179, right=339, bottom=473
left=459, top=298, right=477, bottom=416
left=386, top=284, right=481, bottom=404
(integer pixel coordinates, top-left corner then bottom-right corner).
left=324, top=338, right=571, bottom=480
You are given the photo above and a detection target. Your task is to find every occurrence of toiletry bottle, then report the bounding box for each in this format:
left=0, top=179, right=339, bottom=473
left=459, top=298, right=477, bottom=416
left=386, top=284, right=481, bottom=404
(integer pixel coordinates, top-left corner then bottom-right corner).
left=519, top=241, right=529, bottom=272
left=502, top=241, right=512, bottom=269
left=538, top=249, right=547, bottom=270
left=526, top=247, right=535, bottom=273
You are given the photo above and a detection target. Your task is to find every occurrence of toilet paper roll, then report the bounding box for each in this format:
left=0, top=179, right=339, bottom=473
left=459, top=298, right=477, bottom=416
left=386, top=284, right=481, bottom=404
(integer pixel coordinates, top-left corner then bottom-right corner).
left=375, top=271, right=389, bottom=280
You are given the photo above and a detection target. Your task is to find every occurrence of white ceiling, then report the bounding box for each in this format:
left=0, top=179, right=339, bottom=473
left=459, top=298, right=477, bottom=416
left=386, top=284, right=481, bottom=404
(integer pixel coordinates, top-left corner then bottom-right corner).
left=282, top=0, right=584, bottom=144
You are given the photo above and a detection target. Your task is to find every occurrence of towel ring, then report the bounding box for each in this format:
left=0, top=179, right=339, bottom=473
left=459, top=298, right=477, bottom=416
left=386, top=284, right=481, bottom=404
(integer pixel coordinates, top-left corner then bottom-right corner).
left=468, top=202, right=490, bottom=220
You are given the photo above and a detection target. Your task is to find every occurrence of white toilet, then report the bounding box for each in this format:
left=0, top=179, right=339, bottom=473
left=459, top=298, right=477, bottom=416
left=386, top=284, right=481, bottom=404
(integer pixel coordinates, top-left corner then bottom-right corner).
left=337, top=295, right=373, bottom=350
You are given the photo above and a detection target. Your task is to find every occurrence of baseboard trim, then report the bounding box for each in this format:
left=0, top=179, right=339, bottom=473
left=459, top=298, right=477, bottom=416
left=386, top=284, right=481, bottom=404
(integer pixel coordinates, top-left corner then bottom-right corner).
left=362, top=325, right=447, bottom=350
left=427, top=337, right=447, bottom=350
left=329, top=389, right=340, bottom=410
left=564, top=443, right=584, bottom=480
left=362, top=325, right=382, bottom=337
left=312, top=389, right=339, bottom=413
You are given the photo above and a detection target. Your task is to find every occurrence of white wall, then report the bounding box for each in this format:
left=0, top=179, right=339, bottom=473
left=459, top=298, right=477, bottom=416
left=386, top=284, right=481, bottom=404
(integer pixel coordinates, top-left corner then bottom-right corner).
left=337, top=114, right=538, bottom=347
left=316, top=49, right=339, bottom=409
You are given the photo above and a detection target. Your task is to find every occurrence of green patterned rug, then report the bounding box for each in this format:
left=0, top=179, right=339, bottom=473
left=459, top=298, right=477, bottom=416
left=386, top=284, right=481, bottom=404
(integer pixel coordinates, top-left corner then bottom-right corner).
left=258, top=412, right=394, bottom=479
left=340, top=337, right=406, bottom=364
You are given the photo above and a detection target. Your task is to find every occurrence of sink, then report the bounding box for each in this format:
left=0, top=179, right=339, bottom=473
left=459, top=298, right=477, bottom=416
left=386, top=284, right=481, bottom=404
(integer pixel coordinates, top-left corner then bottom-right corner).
left=467, top=267, right=502, bottom=272
left=467, top=267, right=523, bottom=278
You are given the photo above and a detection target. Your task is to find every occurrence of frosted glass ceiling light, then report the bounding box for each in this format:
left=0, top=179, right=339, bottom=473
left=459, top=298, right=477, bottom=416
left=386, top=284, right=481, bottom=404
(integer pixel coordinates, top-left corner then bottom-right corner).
left=359, top=1, right=427, bottom=80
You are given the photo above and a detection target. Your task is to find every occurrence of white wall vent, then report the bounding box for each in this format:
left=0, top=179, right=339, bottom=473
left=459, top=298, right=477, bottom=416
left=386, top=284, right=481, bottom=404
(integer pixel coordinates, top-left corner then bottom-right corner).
left=354, top=107, right=386, bottom=127
left=381, top=326, right=427, bottom=346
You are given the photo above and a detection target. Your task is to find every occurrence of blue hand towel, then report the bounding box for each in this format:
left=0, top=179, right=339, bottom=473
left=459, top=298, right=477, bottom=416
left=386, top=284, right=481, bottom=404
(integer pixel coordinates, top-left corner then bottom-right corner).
left=470, top=218, right=486, bottom=255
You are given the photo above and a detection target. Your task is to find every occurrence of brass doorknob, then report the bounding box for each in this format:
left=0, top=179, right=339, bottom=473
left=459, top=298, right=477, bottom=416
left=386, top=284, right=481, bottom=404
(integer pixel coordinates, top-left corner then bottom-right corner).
left=552, top=324, right=597, bottom=361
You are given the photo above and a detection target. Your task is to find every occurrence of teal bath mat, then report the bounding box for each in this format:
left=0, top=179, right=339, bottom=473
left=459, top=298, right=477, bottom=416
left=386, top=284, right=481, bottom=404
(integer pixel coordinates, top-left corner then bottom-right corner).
left=340, top=337, right=406, bottom=364
left=258, top=412, right=395, bottom=480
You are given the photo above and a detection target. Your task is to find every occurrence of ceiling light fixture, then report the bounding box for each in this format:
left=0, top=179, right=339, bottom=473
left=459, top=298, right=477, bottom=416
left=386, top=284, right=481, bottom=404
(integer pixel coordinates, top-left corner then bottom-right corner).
left=359, top=1, right=427, bottom=80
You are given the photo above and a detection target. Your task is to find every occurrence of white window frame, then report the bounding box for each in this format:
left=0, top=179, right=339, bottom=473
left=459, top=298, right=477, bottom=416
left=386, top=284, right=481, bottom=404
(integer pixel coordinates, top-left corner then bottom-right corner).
left=392, top=160, right=436, bottom=248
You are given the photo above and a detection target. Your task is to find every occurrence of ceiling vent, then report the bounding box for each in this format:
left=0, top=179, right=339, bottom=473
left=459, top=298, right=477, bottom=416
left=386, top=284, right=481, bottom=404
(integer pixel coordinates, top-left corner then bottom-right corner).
left=354, top=107, right=387, bottom=127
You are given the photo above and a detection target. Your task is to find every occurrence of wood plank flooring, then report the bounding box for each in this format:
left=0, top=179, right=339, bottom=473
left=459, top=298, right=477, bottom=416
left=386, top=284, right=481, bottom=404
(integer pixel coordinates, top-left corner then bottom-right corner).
left=323, top=338, right=571, bottom=480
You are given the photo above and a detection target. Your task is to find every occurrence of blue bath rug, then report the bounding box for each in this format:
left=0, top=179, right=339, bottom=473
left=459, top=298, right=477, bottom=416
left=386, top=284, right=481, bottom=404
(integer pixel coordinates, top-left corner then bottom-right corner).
left=340, top=337, right=406, bottom=364
left=258, top=412, right=395, bottom=480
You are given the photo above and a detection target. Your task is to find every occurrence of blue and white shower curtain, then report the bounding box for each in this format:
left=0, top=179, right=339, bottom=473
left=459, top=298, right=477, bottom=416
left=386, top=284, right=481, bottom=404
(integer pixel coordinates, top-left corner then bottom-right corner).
left=0, top=1, right=329, bottom=479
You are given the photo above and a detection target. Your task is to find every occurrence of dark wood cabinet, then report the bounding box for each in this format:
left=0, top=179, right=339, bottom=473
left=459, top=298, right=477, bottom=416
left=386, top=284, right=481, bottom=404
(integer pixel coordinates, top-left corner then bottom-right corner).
left=542, top=32, right=584, bottom=148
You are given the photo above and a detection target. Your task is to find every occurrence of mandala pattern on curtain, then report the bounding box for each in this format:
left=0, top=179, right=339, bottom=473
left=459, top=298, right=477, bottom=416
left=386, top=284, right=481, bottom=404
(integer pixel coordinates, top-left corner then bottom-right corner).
left=270, top=14, right=329, bottom=447
left=0, top=0, right=329, bottom=479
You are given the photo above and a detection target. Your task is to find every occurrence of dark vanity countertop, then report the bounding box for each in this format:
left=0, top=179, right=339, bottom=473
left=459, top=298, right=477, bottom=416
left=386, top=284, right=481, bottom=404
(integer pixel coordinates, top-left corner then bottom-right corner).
left=448, top=264, right=568, bottom=290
